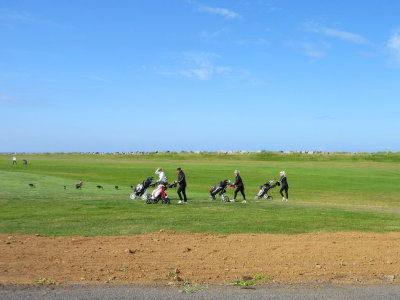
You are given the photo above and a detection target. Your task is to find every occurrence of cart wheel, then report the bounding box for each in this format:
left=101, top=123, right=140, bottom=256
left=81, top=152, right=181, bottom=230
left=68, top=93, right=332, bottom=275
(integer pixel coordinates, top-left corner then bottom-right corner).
left=254, top=195, right=259, bottom=200
left=130, top=193, right=136, bottom=200
left=141, top=194, right=150, bottom=200
left=221, top=195, right=229, bottom=202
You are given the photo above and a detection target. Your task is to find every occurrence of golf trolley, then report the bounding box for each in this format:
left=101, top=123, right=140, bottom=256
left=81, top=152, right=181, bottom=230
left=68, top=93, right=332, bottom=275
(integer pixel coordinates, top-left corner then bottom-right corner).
left=130, top=177, right=154, bottom=200
left=254, top=180, right=280, bottom=200
left=209, top=180, right=233, bottom=202
left=145, top=182, right=177, bottom=204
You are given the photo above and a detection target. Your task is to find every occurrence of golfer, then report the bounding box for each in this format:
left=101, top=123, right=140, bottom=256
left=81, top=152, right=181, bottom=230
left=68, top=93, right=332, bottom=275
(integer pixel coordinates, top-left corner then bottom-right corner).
left=12, top=156, right=17, bottom=165
left=155, top=168, right=167, bottom=184
left=176, top=167, right=187, bottom=204
left=233, top=170, right=246, bottom=203
left=279, top=170, right=289, bottom=201
left=155, top=168, right=167, bottom=198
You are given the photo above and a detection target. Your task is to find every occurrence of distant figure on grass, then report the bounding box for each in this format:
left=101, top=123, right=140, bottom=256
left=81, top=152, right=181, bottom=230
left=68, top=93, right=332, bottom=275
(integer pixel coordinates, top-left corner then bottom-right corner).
left=12, top=156, right=17, bottom=165
left=22, top=159, right=28, bottom=165
left=233, top=170, right=246, bottom=203
left=76, top=180, right=84, bottom=189
left=155, top=168, right=167, bottom=198
left=176, top=167, right=187, bottom=204
left=279, top=171, right=289, bottom=202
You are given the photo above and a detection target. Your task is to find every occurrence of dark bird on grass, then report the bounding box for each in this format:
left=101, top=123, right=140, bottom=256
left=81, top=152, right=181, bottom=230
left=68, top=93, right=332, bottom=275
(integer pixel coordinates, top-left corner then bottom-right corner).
left=75, top=180, right=83, bottom=189
left=96, top=185, right=104, bottom=190
left=114, top=186, right=119, bottom=190
left=63, top=185, right=67, bottom=189
left=29, top=183, right=36, bottom=188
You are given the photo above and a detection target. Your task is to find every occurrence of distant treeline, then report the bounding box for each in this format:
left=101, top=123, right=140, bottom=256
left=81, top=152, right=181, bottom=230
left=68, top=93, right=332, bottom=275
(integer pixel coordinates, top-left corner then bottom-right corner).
left=2, top=151, right=400, bottom=162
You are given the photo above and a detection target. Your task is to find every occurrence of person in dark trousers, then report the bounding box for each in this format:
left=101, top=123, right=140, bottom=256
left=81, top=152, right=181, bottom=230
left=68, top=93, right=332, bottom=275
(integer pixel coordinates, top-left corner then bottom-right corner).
left=233, top=170, right=246, bottom=203
left=279, top=170, right=289, bottom=202
left=176, top=167, right=187, bottom=204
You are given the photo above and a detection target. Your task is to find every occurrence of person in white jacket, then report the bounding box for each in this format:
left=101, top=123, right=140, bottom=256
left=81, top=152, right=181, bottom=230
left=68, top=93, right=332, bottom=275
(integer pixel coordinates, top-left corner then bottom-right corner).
left=155, top=168, right=167, bottom=184
left=155, top=168, right=167, bottom=198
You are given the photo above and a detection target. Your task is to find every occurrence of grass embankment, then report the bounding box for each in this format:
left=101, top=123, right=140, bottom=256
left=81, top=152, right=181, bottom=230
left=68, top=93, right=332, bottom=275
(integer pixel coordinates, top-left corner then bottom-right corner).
left=0, top=152, right=399, bottom=236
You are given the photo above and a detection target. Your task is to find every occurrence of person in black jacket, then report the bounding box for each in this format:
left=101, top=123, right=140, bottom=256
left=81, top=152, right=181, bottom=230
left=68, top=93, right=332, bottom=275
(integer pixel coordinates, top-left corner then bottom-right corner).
left=233, top=170, right=246, bottom=203
left=176, top=167, right=187, bottom=204
left=279, top=170, right=289, bottom=202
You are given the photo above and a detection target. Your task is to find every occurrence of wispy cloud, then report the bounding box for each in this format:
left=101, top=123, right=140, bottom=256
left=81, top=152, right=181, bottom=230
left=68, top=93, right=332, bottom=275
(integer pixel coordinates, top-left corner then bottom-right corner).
left=255, top=0, right=278, bottom=13
left=387, top=31, right=400, bottom=61
left=0, top=94, right=50, bottom=107
left=235, top=38, right=269, bottom=47
left=200, top=29, right=225, bottom=38
left=316, top=114, right=335, bottom=120
left=198, top=6, right=242, bottom=19
left=286, top=41, right=327, bottom=58
left=86, top=75, right=110, bottom=83
left=0, top=9, right=62, bottom=27
left=154, top=52, right=267, bottom=85
left=179, top=52, right=231, bottom=80
left=0, top=11, right=34, bottom=22
left=187, top=0, right=242, bottom=19
left=317, top=27, right=371, bottom=45
left=305, top=22, right=371, bottom=45
left=153, top=52, right=233, bottom=81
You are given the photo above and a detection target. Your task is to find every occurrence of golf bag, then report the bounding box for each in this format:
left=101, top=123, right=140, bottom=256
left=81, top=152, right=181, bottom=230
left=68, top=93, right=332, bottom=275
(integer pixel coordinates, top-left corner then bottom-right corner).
left=130, top=177, right=154, bottom=200
left=254, top=180, right=280, bottom=200
left=209, top=180, right=232, bottom=202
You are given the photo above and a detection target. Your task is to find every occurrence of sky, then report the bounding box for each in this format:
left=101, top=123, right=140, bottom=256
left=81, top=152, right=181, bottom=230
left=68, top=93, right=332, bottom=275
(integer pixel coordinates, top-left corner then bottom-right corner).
left=1, top=0, right=400, bottom=153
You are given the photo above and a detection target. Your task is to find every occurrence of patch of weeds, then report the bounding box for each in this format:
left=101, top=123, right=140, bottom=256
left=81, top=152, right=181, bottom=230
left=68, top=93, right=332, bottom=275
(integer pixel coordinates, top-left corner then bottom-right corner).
left=253, top=274, right=269, bottom=280
left=165, top=268, right=180, bottom=280
left=119, top=267, right=129, bottom=272
left=231, top=280, right=257, bottom=287
left=34, top=277, right=58, bottom=285
left=178, top=280, right=208, bottom=294
left=230, top=274, right=271, bottom=287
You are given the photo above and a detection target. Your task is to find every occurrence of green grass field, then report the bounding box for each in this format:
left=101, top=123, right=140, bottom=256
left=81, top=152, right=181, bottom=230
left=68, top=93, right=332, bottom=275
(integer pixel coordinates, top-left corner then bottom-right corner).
left=0, top=152, right=399, bottom=236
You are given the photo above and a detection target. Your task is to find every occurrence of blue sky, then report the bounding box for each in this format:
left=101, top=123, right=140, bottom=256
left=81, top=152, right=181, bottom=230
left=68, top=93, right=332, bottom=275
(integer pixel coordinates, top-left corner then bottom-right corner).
left=1, top=0, right=400, bottom=152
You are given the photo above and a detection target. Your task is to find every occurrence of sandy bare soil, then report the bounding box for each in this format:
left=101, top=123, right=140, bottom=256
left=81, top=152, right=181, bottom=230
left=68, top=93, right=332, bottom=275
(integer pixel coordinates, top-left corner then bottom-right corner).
left=0, top=232, right=399, bottom=285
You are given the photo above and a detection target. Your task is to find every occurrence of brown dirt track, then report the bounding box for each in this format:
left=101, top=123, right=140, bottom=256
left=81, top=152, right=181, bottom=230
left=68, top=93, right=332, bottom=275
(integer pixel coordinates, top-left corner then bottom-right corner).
left=1, top=231, right=399, bottom=285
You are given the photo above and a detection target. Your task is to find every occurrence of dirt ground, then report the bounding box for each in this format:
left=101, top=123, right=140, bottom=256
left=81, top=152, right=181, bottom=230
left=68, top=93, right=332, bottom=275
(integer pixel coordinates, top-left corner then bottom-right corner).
left=0, top=231, right=399, bottom=285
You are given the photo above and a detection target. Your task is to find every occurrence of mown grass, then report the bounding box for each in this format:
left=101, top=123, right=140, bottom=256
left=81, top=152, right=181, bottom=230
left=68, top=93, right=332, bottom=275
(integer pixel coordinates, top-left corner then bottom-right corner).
left=0, top=153, right=399, bottom=236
